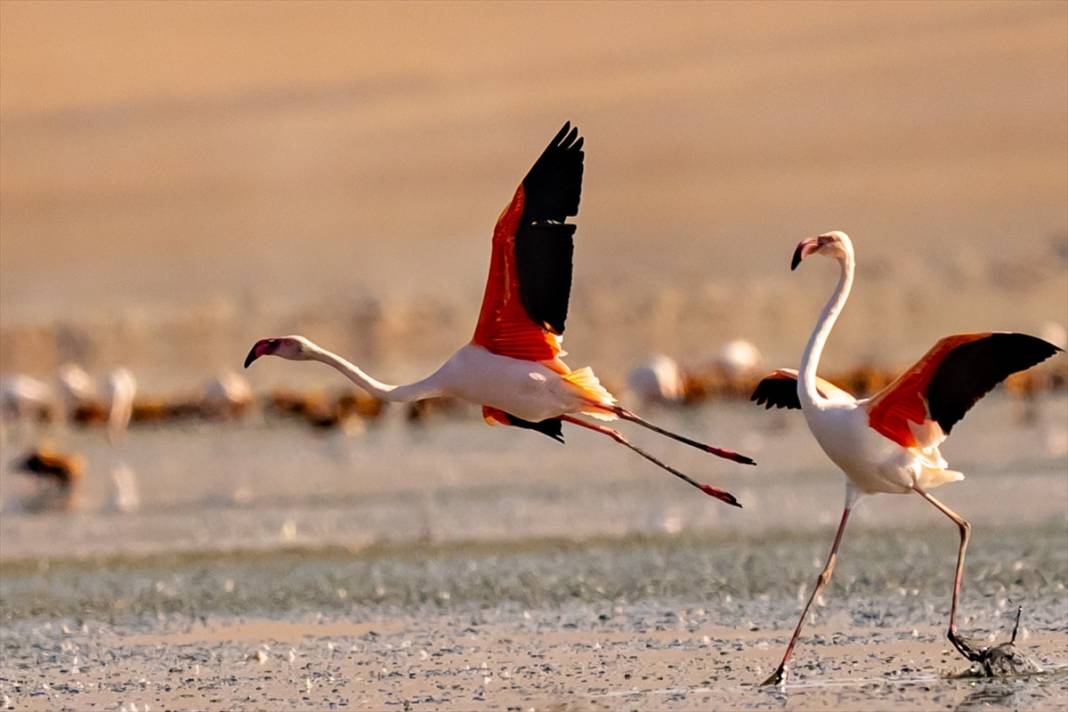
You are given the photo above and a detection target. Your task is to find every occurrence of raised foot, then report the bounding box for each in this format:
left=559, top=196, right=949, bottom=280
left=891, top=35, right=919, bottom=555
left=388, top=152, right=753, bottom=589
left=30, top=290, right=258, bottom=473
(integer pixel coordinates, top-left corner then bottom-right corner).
left=760, top=664, right=786, bottom=687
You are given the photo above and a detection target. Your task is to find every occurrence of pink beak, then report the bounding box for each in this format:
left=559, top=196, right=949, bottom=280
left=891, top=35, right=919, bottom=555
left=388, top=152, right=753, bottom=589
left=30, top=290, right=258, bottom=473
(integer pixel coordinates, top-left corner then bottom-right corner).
left=244, top=339, right=276, bottom=368
left=791, top=237, right=821, bottom=270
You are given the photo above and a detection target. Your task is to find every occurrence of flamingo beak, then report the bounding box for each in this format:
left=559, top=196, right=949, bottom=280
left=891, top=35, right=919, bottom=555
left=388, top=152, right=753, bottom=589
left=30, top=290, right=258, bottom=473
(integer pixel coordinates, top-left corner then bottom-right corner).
left=791, top=237, right=821, bottom=271
left=243, top=339, right=274, bottom=368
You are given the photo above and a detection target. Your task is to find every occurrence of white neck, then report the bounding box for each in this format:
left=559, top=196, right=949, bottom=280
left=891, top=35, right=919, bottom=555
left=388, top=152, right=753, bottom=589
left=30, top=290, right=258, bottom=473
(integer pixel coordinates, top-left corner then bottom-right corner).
left=799, top=249, right=854, bottom=407
left=306, top=343, right=445, bottom=403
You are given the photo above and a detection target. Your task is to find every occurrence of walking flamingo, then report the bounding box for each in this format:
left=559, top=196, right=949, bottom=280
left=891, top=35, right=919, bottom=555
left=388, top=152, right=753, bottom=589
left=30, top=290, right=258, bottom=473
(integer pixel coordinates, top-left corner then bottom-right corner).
left=245, top=123, right=753, bottom=506
left=750, top=231, right=1062, bottom=685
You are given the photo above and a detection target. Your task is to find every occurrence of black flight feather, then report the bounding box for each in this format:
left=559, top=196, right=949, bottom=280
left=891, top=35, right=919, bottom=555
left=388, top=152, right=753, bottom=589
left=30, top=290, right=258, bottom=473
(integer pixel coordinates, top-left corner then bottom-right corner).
left=503, top=413, right=565, bottom=443
left=926, top=333, right=1061, bottom=434
left=514, top=122, right=584, bottom=335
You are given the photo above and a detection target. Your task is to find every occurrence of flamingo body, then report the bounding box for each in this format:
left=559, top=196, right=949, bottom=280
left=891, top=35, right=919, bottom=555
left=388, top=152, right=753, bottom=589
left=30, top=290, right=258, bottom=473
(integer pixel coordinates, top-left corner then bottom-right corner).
left=802, top=396, right=960, bottom=495
left=432, top=344, right=612, bottom=424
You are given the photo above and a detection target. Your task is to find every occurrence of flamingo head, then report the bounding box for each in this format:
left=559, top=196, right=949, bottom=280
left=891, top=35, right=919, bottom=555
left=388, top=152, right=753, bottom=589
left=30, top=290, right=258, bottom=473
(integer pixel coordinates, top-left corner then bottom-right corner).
left=791, top=230, right=851, bottom=270
left=244, top=335, right=313, bottom=368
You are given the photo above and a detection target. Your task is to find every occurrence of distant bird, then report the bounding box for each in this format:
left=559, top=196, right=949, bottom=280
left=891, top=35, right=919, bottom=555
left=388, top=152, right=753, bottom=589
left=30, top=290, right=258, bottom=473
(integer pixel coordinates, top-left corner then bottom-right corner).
left=14, top=446, right=84, bottom=488
left=102, top=368, right=140, bottom=513
left=246, top=123, right=753, bottom=506
left=716, top=339, right=761, bottom=377
left=627, top=354, right=684, bottom=404
left=0, top=375, right=53, bottom=422
left=57, top=363, right=95, bottom=405
left=202, top=370, right=253, bottom=418
left=1039, top=321, right=1067, bottom=351
left=751, top=231, right=1062, bottom=685
left=104, top=368, right=136, bottom=445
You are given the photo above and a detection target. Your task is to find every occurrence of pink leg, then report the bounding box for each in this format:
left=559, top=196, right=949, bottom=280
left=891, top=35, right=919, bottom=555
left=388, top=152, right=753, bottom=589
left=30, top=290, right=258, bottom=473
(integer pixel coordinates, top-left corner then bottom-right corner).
left=762, top=506, right=852, bottom=686
left=560, top=415, right=740, bottom=507
left=610, top=406, right=756, bottom=465
left=913, top=485, right=974, bottom=659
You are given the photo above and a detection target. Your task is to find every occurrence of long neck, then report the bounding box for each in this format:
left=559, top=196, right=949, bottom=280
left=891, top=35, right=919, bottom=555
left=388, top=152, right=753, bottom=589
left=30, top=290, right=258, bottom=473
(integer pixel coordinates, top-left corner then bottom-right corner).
left=307, top=345, right=445, bottom=402
left=799, top=253, right=854, bottom=407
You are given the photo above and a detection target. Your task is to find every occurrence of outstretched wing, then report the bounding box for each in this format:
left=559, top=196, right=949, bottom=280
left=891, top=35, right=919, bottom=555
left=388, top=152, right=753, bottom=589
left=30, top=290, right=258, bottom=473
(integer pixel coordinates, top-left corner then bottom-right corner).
left=472, top=123, right=583, bottom=367
left=750, top=368, right=855, bottom=410
left=866, top=332, right=1061, bottom=448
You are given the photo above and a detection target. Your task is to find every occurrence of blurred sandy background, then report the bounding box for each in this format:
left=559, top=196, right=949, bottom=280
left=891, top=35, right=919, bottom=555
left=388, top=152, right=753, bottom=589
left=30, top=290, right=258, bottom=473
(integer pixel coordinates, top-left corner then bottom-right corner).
left=2, top=6, right=1067, bottom=708
left=2, top=0, right=1066, bottom=389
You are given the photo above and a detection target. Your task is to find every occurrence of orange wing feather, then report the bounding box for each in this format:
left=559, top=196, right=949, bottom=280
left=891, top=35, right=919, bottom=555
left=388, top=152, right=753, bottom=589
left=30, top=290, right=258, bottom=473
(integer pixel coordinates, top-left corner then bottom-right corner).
left=865, top=333, right=991, bottom=448
left=471, top=185, right=566, bottom=370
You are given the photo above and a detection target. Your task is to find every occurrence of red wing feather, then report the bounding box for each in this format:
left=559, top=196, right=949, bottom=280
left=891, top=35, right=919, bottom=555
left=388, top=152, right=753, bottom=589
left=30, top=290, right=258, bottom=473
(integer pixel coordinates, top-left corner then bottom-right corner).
left=471, top=186, right=563, bottom=365
left=866, top=334, right=991, bottom=448
left=471, top=123, right=583, bottom=369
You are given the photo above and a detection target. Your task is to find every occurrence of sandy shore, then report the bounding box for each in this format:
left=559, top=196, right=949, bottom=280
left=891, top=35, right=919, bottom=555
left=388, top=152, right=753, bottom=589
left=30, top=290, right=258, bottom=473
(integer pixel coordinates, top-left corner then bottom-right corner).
left=3, top=614, right=1067, bottom=711
left=2, top=515, right=1066, bottom=710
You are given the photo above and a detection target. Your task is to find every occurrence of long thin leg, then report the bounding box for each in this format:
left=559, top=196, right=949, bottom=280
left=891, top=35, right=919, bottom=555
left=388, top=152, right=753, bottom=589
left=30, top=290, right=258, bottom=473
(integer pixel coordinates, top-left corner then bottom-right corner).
left=611, top=406, right=756, bottom=465
left=560, top=415, right=740, bottom=507
left=762, top=506, right=852, bottom=686
left=913, top=485, right=975, bottom=660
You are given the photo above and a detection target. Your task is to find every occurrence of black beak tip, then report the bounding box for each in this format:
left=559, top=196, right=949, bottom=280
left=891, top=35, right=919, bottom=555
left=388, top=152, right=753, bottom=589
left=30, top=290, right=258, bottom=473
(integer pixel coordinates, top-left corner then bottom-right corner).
left=790, top=249, right=803, bottom=271
left=243, top=347, right=259, bottom=369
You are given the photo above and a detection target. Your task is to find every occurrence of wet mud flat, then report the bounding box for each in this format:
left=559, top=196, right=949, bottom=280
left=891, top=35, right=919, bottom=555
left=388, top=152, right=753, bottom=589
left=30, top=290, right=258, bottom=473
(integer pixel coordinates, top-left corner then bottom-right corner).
left=2, top=522, right=1065, bottom=710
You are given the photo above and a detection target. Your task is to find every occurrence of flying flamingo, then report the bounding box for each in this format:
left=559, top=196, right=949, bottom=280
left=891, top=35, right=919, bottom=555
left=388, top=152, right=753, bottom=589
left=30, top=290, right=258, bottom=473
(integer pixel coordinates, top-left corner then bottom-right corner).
left=245, top=123, right=753, bottom=506
left=750, top=230, right=1062, bottom=685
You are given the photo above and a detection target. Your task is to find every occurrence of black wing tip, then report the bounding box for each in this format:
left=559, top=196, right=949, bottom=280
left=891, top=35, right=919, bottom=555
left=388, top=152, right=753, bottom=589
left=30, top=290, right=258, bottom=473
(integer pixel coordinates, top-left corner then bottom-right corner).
left=552, top=121, right=572, bottom=145
left=996, top=332, right=1063, bottom=366
left=929, top=332, right=1064, bottom=434
left=750, top=378, right=800, bottom=410
left=551, top=121, right=583, bottom=152
left=523, top=123, right=584, bottom=221
left=750, top=392, right=772, bottom=408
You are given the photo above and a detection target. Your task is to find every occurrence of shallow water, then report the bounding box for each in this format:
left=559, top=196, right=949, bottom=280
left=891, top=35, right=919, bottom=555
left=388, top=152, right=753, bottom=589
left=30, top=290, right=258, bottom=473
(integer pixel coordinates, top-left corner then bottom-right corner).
left=2, top=396, right=1065, bottom=558
left=0, top=396, right=1065, bottom=709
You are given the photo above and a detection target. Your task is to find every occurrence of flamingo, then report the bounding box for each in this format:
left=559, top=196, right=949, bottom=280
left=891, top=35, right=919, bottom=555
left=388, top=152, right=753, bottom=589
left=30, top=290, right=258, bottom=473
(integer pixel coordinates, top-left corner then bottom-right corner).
left=14, top=446, right=84, bottom=488
left=57, top=363, right=96, bottom=418
left=0, top=375, right=53, bottom=422
left=245, top=123, right=753, bottom=506
left=202, top=370, right=253, bottom=418
left=716, top=338, right=762, bottom=378
left=750, top=230, right=1062, bottom=685
left=13, top=446, right=85, bottom=511
left=104, top=368, right=137, bottom=445
left=627, top=354, right=685, bottom=405
left=103, top=368, right=139, bottom=512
